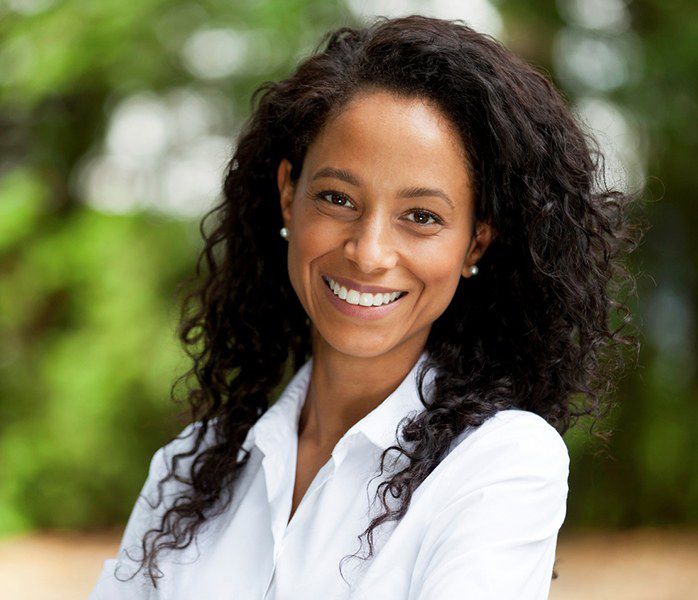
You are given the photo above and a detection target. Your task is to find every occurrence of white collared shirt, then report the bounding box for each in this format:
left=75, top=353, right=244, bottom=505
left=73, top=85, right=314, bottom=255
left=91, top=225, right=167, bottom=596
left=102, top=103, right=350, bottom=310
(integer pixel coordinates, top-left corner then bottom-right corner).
left=90, top=351, right=569, bottom=599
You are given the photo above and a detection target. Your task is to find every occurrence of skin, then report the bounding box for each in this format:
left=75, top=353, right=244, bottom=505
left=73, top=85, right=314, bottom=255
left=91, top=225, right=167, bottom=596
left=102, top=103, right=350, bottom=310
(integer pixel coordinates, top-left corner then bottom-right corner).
left=276, top=89, right=493, bottom=522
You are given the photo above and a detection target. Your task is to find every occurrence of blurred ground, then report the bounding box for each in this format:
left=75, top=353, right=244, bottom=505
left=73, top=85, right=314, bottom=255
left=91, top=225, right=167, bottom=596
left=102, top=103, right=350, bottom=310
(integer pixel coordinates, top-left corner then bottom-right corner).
left=549, top=528, right=698, bottom=600
left=0, top=527, right=696, bottom=599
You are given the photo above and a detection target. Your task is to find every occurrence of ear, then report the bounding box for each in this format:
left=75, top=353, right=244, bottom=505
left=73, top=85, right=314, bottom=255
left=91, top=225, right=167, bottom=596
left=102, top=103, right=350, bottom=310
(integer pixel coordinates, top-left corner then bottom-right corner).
left=277, top=158, right=295, bottom=228
left=461, top=221, right=495, bottom=278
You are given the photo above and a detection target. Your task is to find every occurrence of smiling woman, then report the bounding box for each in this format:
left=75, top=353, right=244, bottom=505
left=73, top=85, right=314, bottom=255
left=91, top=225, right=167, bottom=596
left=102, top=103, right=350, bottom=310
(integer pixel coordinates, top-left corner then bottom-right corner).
left=89, top=14, right=641, bottom=600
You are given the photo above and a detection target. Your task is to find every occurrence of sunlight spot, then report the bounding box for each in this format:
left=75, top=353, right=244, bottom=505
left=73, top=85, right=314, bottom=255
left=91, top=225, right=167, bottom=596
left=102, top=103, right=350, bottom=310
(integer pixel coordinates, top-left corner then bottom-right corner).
left=345, top=0, right=503, bottom=39
left=573, top=96, right=646, bottom=193
left=74, top=87, right=235, bottom=219
left=557, top=0, right=631, bottom=33
left=553, top=28, right=642, bottom=93
left=105, top=93, right=171, bottom=165
left=181, top=28, right=250, bottom=79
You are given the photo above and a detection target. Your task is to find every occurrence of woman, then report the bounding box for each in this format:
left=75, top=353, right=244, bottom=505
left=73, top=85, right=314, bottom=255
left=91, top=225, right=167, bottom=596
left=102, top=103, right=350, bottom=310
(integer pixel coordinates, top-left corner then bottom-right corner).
left=90, top=14, right=640, bottom=600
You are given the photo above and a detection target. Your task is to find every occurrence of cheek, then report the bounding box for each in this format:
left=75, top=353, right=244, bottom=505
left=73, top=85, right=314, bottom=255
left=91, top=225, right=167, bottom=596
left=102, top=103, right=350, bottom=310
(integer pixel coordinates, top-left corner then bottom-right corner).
left=287, top=216, right=336, bottom=292
left=293, top=201, right=344, bottom=259
left=293, top=221, right=336, bottom=267
left=425, top=266, right=460, bottom=302
left=419, top=244, right=464, bottom=286
left=416, top=242, right=466, bottom=304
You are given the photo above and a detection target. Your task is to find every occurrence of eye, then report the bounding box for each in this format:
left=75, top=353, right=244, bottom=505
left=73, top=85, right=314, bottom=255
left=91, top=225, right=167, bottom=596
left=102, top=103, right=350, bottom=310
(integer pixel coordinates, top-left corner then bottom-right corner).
left=405, top=208, right=443, bottom=226
left=315, top=190, right=443, bottom=227
left=315, top=190, right=355, bottom=209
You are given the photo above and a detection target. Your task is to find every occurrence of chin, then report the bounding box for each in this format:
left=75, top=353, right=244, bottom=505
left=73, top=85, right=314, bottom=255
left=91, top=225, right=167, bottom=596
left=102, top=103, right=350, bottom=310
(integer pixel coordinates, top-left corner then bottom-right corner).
left=318, top=328, right=399, bottom=359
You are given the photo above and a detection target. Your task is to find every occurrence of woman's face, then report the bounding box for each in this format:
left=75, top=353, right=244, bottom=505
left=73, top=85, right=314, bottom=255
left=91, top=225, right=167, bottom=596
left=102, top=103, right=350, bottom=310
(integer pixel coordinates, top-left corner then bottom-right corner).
left=277, top=89, right=492, bottom=359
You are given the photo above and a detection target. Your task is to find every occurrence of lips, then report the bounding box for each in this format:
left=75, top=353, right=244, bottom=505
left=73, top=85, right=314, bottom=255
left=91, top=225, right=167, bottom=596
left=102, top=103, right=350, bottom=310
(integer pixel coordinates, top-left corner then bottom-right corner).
left=319, top=273, right=408, bottom=321
left=322, top=277, right=407, bottom=306
left=320, top=273, right=407, bottom=295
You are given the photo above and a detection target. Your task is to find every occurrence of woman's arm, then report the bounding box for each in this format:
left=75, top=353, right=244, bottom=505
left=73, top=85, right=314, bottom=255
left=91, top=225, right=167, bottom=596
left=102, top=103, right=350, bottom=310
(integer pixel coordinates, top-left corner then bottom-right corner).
left=89, top=421, right=205, bottom=599
left=409, top=411, right=570, bottom=600
left=88, top=445, right=166, bottom=599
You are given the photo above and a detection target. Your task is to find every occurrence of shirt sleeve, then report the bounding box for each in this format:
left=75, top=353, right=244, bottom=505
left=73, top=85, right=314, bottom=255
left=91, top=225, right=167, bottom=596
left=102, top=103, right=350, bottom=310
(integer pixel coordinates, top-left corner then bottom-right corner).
left=88, top=445, right=167, bottom=600
left=408, top=412, right=570, bottom=600
left=89, top=448, right=164, bottom=600
left=88, top=418, right=211, bottom=600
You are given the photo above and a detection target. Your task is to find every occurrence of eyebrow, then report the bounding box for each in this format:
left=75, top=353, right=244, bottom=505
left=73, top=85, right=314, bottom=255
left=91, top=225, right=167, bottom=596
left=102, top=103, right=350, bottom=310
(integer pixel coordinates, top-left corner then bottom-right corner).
left=311, top=166, right=455, bottom=211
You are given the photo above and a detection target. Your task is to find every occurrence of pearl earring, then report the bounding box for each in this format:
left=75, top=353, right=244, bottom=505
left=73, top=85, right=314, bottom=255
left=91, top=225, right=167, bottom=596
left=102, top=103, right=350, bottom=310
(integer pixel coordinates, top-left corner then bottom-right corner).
left=279, top=226, right=289, bottom=240
left=470, top=265, right=479, bottom=276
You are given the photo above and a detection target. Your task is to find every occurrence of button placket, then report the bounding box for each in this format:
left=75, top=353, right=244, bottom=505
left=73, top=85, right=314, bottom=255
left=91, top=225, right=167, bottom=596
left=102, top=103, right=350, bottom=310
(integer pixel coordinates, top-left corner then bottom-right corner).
left=284, top=456, right=335, bottom=534
left=261, top=458, right=335, bottom=600
left=259, top=429, right=368, bottom=599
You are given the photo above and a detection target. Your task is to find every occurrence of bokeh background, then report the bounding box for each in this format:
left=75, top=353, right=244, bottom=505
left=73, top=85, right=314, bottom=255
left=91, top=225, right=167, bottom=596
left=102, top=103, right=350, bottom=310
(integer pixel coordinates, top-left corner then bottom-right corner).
left=1, top=0, right=696, bottom=598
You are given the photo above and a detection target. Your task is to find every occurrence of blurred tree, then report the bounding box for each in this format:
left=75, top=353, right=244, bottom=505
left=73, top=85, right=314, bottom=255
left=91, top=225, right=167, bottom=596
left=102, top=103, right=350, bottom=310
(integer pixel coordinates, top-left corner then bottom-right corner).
left=0, top=0, right=358, bottom=533
left=499, top=0, right=698, bottom=527
left=0, top=0, right=696, bottom=535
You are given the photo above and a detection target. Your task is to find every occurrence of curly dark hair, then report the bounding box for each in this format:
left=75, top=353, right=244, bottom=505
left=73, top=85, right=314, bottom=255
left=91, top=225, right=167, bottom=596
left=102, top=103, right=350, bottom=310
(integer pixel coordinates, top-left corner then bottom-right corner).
left=127, top=14, right=643, bottom=587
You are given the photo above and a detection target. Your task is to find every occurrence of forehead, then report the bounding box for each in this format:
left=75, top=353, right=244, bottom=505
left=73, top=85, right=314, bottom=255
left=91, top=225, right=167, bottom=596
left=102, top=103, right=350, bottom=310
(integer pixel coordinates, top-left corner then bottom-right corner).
left=302, top=89, right=471, bottom=196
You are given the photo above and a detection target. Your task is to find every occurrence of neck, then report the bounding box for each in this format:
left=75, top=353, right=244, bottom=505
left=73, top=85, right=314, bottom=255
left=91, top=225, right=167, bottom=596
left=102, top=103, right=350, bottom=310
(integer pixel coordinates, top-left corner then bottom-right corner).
left=298, top=327, right=429, bottom=448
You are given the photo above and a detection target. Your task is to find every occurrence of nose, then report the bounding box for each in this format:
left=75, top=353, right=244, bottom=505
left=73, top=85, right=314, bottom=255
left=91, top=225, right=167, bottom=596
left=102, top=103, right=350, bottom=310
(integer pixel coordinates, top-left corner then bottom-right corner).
left=343, top=212, right=399, bottom=274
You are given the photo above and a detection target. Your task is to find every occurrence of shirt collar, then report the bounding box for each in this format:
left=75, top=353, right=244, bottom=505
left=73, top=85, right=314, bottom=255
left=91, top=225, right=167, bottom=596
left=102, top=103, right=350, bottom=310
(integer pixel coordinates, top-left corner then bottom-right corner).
left=241, top=350, right=434, bottom=459
left=240, top=358, right=313, bottom=458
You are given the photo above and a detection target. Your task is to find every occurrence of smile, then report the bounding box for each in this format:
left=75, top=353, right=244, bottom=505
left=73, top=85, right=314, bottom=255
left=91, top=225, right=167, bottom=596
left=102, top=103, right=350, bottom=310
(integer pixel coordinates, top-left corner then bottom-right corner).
left=321, top=275, right=409, bottom=321
left=321, top=275, right=407, bottom=307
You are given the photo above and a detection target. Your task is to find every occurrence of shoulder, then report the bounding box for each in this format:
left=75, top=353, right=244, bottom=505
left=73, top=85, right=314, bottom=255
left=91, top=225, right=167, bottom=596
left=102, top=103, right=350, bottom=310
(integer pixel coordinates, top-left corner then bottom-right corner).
left=450, top=408, right=568, bottom=464
left=426, top=409, right=569, bottom=510
left=145, top=418, right=219, bottom=493
left=161, top=418, right=218, bottom=462
left=109, top=420, right=218, bottom=574
left=407, top=411, right=570, bottom=599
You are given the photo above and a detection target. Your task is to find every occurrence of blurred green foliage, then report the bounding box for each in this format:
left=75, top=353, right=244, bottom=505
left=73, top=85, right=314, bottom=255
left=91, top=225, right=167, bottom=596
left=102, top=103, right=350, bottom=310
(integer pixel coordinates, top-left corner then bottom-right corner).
left=0, top=0, right=696, bottom=536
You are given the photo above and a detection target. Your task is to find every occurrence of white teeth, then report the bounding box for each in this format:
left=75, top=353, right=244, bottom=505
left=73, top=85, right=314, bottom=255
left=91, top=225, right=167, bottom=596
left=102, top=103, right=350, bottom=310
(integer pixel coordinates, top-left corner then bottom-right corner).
left=324, top=277, right=404, bottom=308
